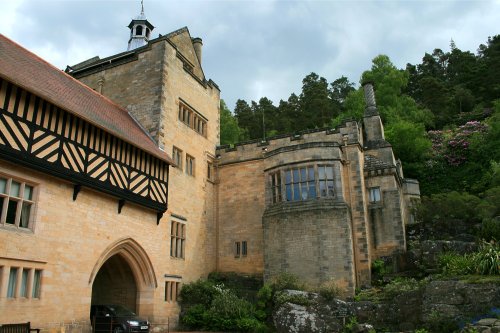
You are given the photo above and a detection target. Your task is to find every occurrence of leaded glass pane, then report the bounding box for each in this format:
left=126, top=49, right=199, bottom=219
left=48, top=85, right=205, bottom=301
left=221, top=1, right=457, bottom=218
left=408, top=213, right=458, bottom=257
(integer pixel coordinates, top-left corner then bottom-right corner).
left=6, top=200, right=17, bottom=224
left=20, top=203, right=31, bottom=228
left=23, top=185, right=33, bottom=200
left=308, top=167, right=314, bottom=180
left=10, top=181, right=20, bottom=197
left=326, top=166, right=334, bottom=179
left=286, top=184, right=292, bottom=201
left=32, top=270, right=41, bottom=298
left=308, top=181, right=316, bottom=198
left=318, top=166, right=325, bottom=179
left=0, top=178, right=6, bottom=194
left=319, top=181, right=326, bottom=197
left=20, top=269, right=29, bottom=297
left=7, top=267, right=18, bottom=298
left=300, top=168, right=307, bottom=181
left=285, top=170, right=292, bottom=184
left=327, top=181, right=335, bottom=196
left=293, top=184, right=300, bottom=201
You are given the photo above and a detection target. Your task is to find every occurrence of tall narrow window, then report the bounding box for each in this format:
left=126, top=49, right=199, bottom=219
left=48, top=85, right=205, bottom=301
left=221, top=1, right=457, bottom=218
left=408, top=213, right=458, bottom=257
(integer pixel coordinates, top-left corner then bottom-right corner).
left=170, top=221, right=186, bottom=259
left=32, top=270, right=42, bottom=298
left=20, top=268, right=29, bottom=297
left=242, top=241, right=248, bottom=257
left=318, top=165, right=335, bottom=197
left=270, top=172, right=282, bottom=203
left=0, top=177, right=35, bottom=229
left=164, top=281, right=182, bottom=302
left=7, top=267, right=18, bottom=298
left=285, top=166, right=315, bottom=201
left=172, top=147, right=182, bottom=169
left=369, top=187, right=381, bottom=203
left=178, top=100, right=207, bottom=137
left=234, top=242, right=241, bottom=258
left=186, top=155, right=195, bottom=176
left=207, top=162, right=215, bottom=182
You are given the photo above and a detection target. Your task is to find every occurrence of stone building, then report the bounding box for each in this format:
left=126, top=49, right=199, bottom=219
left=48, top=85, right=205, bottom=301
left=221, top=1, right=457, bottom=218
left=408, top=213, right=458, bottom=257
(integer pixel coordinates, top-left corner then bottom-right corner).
left=0, top=6, right=419, bottom=331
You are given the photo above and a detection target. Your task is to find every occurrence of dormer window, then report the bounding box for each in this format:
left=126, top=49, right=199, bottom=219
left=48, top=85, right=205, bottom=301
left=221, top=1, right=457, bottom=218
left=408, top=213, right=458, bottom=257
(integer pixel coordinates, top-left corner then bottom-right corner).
left=136, top=26, right=143, bottom=36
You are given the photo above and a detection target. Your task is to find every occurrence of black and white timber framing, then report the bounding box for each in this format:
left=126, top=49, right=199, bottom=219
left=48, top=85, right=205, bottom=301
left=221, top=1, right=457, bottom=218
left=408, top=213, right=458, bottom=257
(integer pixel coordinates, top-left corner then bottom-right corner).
left=0, top=78, right=169, bottom=216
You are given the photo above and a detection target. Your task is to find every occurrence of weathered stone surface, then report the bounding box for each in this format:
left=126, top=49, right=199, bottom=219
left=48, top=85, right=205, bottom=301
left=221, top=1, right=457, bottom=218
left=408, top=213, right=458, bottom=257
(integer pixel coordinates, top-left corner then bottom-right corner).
left=273, top=280, right=500, bottom=332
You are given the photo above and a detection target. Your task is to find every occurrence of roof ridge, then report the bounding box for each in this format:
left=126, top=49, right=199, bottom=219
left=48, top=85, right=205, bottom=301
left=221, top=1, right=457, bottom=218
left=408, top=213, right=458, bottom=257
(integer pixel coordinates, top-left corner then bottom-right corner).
left=0, top=33, right=172, bottom=164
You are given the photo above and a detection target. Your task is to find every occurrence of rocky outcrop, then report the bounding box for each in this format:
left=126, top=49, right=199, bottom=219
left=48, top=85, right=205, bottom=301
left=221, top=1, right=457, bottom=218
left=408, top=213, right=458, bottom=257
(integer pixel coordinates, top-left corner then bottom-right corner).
left=273, top=280, right=500, bottom=333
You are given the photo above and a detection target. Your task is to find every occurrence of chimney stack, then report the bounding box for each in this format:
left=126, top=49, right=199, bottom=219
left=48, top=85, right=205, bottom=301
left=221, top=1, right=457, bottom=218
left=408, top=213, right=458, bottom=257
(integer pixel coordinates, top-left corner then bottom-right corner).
left=362, top=81, right=378, bottom=116
left=192, top=37, right=203, bottom=65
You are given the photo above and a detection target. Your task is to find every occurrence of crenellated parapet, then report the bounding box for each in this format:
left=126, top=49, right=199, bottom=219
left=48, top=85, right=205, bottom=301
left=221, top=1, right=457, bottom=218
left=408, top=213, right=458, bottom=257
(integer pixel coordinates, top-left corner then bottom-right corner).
left=216, top=119, right=361, bottom=166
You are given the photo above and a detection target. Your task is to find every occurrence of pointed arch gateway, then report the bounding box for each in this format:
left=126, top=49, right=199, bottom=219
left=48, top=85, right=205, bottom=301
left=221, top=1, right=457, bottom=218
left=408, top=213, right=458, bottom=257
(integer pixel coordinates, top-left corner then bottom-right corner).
left=89, top=237, right=157, bottom=316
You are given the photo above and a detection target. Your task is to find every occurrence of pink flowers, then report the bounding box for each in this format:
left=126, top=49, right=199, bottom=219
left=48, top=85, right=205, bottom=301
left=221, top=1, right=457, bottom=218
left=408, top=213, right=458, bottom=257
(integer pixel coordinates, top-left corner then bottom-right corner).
left=427, top=121, right=488, bottom=166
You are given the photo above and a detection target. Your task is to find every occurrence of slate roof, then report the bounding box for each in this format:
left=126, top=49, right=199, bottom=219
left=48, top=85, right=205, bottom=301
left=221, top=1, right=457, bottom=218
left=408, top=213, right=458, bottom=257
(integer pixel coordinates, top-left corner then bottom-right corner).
left=364, top=154, right=394, bottom=171
left=67, top=27, right=189, bottom=73
left=0, top=34, right=173, bottom=164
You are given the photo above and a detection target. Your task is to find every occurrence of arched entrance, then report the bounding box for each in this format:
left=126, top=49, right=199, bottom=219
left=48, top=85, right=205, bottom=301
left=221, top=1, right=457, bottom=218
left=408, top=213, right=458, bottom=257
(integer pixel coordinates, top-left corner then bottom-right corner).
left=92, top=254, right=138, bottom=311
left=89, top=237, right=157, bottom=315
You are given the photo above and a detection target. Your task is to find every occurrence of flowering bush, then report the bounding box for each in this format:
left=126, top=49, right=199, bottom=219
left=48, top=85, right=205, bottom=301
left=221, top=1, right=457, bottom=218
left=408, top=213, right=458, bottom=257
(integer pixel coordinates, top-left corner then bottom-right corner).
left=427, top=121, right=488, bottom=166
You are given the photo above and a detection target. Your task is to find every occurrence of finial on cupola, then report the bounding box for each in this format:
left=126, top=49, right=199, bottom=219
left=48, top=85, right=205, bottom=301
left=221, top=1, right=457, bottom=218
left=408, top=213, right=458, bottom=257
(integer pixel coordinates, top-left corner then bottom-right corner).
left=127, top=0, right=155, bottom=51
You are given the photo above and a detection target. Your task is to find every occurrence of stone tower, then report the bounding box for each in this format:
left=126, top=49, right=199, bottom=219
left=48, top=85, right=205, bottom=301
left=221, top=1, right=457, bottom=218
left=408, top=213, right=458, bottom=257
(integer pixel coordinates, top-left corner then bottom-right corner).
left=127, top=1, right=154, bottom=51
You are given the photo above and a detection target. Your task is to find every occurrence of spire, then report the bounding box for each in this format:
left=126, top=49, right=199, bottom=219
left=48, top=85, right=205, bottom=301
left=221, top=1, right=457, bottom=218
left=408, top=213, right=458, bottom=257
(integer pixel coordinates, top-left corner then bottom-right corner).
left=127, top=1, right=154, bottom=51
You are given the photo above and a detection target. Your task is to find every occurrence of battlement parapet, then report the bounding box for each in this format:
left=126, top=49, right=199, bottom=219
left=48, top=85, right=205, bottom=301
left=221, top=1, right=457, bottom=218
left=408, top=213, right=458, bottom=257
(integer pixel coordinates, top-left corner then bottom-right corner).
left=216, top=120, right=361, bottom=165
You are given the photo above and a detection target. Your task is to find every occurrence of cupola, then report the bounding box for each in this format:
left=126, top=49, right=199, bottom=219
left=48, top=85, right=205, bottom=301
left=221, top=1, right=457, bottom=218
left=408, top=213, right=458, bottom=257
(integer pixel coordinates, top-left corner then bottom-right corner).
left=127, top=1, right=154, bottom=51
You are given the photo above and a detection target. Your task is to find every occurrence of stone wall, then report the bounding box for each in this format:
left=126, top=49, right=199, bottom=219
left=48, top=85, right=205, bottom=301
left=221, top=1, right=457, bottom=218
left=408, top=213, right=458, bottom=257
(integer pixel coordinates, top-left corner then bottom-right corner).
left=0, top=160, right=179, bottom=330
left=74, top=33, right=221, bottom=285
left=263, top=200, right=356, bottom=294
left=272, top=280, right=500, bottom=333
left=216, top=159, right=266, bottom=274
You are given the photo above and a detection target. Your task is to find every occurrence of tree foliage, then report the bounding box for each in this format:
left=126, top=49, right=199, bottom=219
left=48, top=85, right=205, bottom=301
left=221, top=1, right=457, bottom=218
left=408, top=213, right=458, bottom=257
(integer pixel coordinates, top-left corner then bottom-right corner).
left=220, top=99, right=241, bottom=145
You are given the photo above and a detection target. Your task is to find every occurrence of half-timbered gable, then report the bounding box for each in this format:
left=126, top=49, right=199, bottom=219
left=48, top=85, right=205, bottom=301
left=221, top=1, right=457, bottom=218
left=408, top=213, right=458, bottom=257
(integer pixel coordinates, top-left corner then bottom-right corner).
left=0, top=35, right=172, bottom=217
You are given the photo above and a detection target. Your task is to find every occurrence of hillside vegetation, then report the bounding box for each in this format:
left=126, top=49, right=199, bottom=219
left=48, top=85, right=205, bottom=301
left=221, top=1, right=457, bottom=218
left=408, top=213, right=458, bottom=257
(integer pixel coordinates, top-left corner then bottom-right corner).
left=221, top=35, right=500, bottom=241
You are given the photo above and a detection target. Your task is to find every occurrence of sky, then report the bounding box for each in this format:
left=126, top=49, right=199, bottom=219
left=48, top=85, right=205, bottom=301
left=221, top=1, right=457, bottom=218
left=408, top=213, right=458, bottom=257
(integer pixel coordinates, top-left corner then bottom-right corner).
left=1, top=0, right=499, bottom=111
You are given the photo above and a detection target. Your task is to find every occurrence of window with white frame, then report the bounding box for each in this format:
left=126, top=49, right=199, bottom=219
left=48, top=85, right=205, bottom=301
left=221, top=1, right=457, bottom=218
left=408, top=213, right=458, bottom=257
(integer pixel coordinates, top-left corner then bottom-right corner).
left=0, top=176, right=35, bottom=229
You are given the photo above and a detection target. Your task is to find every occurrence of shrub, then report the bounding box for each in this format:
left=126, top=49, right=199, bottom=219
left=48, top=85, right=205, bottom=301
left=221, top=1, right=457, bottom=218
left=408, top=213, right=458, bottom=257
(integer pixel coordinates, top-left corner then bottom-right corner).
left=180, top=304, right=206, bottom=328
left=438, top=242, right=499, bottom=276
left=269, top=272, right=306, bottom=291
left=438, top=252, right=474, bottom=276
left=178, top=278, right=217, bottom=307
left=381, top=277, right=425, bottom=299
left=417, top=191, right=482, bottom=225
left=180, top=278, right=266, bottom=332
left=473, top=241, right=500, bottom=275
left=209, top=287, right=254, bottom=318
left=424, top=311, right=459, bottom=332
left=255, top=283, right=273, bottom=320
left=317, top=279, right=341, bottom=301
left=274, top=291, right=312, bottom=306
left=479, top=217, right=500, bottom=242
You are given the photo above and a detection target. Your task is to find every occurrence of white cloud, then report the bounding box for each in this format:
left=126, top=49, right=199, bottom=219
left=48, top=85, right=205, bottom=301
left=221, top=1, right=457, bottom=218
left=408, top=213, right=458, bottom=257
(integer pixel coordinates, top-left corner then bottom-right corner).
left=2, top=0, right=499, bottom=109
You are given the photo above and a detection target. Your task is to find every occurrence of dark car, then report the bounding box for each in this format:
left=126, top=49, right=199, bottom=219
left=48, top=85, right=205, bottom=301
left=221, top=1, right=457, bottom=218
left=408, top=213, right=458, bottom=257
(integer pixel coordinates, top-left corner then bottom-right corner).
left=90, top=305, right=150, bottom=333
